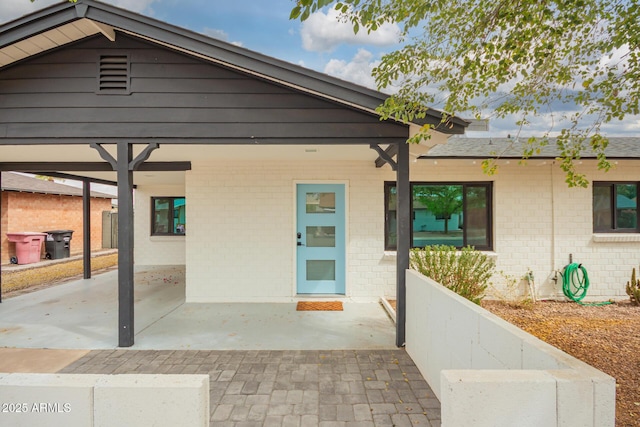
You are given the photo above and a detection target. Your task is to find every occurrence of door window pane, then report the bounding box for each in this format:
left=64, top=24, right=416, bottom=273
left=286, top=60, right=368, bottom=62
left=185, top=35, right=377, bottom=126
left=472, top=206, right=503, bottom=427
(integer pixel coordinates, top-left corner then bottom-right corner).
left=306, top=226, right=335, bottom=247
left=306, top=192, right=335, bottom=213
left=307, top=260, right=335, bottom=280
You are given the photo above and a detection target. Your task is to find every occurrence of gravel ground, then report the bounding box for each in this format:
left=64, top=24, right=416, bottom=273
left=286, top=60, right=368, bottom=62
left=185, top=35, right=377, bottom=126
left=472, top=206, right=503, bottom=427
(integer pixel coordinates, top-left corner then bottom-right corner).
left=482, top=300, right=639, bottom=427
left=1, top=252, right=118, bottom=297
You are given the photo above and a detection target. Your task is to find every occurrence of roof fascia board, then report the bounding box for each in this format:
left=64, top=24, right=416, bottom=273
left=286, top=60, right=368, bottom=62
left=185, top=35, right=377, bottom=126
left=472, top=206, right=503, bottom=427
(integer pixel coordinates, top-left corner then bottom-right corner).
left=0, top=7, right=78, bottom=48
left=0, top=161, right=192, bottom=172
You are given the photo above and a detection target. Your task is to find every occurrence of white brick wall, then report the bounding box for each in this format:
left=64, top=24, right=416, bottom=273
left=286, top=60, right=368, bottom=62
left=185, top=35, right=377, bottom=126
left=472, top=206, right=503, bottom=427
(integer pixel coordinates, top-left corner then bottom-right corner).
left=410, top=159, right=639, bottom=301
left=135, top=156, right=639, bottom=303
left=134, top=185, right=186, bottom=265
left=185, top=160, right=395, bottom=302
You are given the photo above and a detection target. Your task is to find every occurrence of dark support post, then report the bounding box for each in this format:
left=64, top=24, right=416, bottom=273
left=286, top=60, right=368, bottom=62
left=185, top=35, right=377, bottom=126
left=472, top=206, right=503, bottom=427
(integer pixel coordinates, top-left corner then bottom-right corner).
left=117, top=142, right=135, bottom=347
left=395, top=141, right=410, bottom=347
left=0, top=171, right=2, bottom=303
left=82, top=180, right=91, bottom=279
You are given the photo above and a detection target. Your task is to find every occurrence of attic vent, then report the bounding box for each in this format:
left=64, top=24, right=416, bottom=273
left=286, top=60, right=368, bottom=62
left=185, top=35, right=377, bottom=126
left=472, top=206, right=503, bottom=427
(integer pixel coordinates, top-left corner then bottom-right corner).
left=98, top=55, right=130, bottom=94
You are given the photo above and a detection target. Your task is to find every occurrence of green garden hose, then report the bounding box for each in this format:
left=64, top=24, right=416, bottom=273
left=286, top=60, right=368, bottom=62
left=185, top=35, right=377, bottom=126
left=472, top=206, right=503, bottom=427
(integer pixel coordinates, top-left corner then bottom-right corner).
left=561, top=263, right=612, bottom=306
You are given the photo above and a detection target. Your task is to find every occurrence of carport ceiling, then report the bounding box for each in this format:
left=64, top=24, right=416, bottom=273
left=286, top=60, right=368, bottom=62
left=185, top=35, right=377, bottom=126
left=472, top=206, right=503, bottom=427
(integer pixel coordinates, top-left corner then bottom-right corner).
left=0, top=138, right=446, bottom=186
left=0, top=144, right=406, bottom=186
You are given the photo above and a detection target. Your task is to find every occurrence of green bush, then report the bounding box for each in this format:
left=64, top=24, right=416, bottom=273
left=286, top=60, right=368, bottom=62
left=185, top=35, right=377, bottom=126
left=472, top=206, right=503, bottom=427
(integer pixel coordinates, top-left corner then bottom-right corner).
left=410, top=245, right=495, bottom=304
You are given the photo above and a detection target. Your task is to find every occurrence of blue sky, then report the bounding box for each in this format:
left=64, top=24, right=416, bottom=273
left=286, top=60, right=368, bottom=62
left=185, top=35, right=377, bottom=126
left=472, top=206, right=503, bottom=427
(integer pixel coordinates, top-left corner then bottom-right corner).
left=1, top=0, right=638, bottom=137
left=0, top=0, right=397, bottom=89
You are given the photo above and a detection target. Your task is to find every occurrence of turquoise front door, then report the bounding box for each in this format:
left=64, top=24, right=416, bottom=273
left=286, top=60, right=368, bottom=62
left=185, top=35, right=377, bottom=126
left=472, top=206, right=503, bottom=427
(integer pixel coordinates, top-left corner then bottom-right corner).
left=296, top=184, right=346, bottom=294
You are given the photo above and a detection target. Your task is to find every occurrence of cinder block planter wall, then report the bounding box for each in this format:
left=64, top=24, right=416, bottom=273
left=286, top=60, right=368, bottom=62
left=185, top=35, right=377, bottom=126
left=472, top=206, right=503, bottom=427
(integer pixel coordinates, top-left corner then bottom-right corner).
left=405, top=269, right=615, bottom=427
left=0, top=373, right=209, bottom=427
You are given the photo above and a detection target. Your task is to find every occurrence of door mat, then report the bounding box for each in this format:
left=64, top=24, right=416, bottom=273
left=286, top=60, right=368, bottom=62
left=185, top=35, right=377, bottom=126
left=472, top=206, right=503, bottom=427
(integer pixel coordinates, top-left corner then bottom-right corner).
left=296, top=301, right=343, bottom=311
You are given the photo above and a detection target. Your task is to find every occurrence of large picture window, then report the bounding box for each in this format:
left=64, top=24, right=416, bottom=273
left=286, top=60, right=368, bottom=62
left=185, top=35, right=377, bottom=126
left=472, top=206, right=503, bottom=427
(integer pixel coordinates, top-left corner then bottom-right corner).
left=593, top=182, right=638, bottom=232
left=385, top=182, right=492, bottom=250
left=151, top=197, right=186, bottom=236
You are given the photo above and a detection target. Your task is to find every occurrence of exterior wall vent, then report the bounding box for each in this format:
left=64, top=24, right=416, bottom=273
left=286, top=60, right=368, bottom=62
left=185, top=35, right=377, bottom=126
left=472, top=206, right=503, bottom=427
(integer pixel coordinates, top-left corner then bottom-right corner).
left=98, top=54, right=130, bottom=94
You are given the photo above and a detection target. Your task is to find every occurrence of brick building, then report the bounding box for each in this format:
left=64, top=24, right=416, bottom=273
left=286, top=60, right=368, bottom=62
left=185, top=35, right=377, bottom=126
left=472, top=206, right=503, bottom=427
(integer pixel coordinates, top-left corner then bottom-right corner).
left=1, top=172, right=114, bottom=264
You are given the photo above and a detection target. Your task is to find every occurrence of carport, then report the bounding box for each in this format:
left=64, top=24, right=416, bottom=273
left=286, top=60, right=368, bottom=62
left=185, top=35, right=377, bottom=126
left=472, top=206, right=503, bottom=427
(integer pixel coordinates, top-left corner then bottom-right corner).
left=0, top=0, right=467, bottom=348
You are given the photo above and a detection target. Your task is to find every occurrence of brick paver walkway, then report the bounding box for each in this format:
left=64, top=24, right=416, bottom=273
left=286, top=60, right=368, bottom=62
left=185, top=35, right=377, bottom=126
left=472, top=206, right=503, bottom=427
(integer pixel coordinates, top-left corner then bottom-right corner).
left=60, top=349, right=441, bottom=427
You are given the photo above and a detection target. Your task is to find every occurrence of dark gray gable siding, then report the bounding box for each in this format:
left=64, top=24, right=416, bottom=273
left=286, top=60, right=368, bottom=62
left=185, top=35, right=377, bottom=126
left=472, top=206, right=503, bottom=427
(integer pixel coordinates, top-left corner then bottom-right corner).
left=0, top=33, right=409, bottom=145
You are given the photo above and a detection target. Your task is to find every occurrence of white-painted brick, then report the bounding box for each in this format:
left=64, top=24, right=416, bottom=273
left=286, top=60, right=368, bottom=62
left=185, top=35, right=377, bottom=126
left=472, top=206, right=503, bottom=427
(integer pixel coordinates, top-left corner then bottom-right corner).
left=134, top=185, right=186, bottom=265
left=134, top=157, right=639, bottom=302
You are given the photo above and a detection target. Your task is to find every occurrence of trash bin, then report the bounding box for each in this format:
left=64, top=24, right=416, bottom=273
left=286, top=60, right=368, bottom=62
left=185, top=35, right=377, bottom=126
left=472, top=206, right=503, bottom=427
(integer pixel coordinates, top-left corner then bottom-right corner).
left=43, top=229, right=74, bottom=260
left=6, top=232, right=47, bottom=265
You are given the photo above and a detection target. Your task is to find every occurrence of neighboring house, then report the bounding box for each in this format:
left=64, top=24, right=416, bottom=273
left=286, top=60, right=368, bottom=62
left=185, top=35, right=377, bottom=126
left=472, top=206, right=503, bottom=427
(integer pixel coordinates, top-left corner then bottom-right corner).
left=1, top=172, right=114, bottom=264
left=421, top=137, right=640, bottom=300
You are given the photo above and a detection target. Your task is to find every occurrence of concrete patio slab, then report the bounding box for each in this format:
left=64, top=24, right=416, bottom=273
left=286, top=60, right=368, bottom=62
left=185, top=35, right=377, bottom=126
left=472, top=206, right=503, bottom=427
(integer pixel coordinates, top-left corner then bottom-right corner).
left=0, top=266, right=396, bottom=350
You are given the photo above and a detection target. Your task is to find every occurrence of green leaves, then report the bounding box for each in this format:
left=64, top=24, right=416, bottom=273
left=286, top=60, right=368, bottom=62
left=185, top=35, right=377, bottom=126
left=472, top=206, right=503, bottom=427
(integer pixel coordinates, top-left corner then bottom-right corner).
left=289, top=0, right=640, bottom=187
left=290, top=0, right=336, bottom=21
left=410, top=245, right=495, bottom=304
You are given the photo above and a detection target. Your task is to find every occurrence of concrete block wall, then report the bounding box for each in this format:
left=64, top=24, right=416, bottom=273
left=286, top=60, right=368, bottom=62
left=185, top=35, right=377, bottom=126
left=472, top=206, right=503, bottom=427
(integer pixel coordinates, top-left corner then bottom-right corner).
left=134, top=185, right=186, bottom=266
left=0, top=373, right=209, bottom=427
left=406, top=269, right=616, bottom=427
left=1, top=191, right=112, bottom=264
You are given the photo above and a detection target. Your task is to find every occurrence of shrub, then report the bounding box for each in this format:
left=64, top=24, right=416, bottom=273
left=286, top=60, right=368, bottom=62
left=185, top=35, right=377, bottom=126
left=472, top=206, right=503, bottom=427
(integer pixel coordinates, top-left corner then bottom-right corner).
left=626, top=267, right=640, bottom=306
left=487, top=270, right=535, bottom=309
left=410, top=245, right=495, bottom=304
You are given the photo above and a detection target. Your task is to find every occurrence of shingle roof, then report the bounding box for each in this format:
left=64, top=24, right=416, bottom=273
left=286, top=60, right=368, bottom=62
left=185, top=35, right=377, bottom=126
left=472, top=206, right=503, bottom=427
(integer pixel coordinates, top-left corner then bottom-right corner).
left=424, top=137, right=640, bottom=159
left=1, top=172, right=114, bottom=198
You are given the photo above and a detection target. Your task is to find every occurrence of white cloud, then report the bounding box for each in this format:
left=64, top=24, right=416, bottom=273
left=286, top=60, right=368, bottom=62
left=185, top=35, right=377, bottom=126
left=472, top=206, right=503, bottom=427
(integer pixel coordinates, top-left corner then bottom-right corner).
left=300, top=8, right=400, bottom=53
left=203, top=27, right=229, bottom=41
left=0, top=0, right=157, bottom=24
left=323, top=49, right=380, bottom=89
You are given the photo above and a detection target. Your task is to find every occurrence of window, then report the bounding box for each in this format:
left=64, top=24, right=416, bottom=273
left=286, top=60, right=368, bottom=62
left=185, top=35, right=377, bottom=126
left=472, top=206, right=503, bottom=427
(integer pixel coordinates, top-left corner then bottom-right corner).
left=151, top=197, right=186, bottom=235
left=385, top=182, right=492, bottom=250
left=593, top=182, right=638, bottom=232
